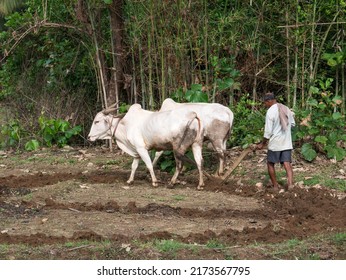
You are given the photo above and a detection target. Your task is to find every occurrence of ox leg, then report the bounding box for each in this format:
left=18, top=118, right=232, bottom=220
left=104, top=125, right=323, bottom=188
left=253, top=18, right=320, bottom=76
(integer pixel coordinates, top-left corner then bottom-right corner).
left=152, top=150, right=164, bottom=168
left=211, top=140, right=226, bottom=177
left=216, top=148, right=225, bottom=176
left=169, top=153, right=184, bottom=187
left=137, top=148, right=159, bottom=187
left=192, top=143, right=205, bottom=190
left=127, top=157, right=140, bottom=185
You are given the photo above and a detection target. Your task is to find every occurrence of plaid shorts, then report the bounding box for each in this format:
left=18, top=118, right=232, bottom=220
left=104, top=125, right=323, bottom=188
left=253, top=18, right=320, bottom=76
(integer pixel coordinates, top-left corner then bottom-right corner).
left=267, top=149, right=292, bottom=164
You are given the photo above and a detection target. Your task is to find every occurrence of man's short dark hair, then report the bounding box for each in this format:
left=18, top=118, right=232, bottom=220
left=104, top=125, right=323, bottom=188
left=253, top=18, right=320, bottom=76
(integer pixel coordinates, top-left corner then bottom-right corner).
left=263, top=92, right=276, bottom=101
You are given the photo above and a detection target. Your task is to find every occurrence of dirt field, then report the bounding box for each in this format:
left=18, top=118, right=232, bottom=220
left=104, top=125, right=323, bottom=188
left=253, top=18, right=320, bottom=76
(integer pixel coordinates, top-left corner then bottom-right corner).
left=0, top=146, right=345, bottom=260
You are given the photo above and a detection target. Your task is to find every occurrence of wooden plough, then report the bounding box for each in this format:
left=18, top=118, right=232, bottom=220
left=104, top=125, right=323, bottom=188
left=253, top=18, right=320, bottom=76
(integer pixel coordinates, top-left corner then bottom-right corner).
left=201, top=147, right=254, bottom=184
left=220, top=147, right=253, bottom=183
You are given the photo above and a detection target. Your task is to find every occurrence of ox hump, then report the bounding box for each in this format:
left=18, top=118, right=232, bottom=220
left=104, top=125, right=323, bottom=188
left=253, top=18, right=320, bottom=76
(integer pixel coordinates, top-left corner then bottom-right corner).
left=161, top=98, right=179, bottom=110
left=128, top=103, right=142, bottom=112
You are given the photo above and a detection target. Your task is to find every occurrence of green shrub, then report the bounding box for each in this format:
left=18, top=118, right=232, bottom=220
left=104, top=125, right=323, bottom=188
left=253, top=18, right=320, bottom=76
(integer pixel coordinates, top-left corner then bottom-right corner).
left=0, top=120, right=26, bottom=148
left=229, top=94, right=264, bottom=148
left=25, top=139, right=40, bottom=151
left=38, top=116, right=82, bottom=148
left=295, top=79, right=346, bottom=161
left=0, top=116, right=81, bottom=150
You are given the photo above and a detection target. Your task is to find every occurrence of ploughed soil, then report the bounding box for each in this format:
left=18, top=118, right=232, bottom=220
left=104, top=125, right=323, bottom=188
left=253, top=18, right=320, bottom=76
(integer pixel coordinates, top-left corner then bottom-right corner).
left=0, top=146, right=345, bottom=260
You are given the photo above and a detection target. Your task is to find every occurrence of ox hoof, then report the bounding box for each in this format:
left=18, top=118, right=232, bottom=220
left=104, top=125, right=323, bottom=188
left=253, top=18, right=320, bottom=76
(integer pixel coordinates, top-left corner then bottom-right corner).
left=126, top=180, right=134, bottom=185
left=196, top=185, right=204, bottom=191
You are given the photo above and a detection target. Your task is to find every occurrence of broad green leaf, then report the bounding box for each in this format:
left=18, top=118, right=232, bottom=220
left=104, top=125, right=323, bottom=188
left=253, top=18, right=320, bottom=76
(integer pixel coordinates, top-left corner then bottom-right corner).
left=308, top=127, right=319, bottom=135
left=171, top=88, right=184, bottom=102
left=43, top=134, right=53, bottom=145
left=327, top=58, right=338, bottom=67
left=25, top=140, right=40, bottom=151
left=56, top=121, right=69, bottom=132
left=322, top=53, right=334, bottom=60
left=190, top=84, right=203, bottom=92
left=160, top=159, right=173, bottom=171
left=185, top=88, right=208, bottom=103
left=314, top=136, right=327, bottom=145
left=332, top=95, right=343, bottom=105
left=65, top=130, right=75, bottom=139
left=119, top=103, right=130, bottom=113
left=325, top=78, right=333, bottom=89
left=301, top=143, right=317, bottom=162
left=65, top=126, right=81, bottom=138
left=322, top=52, right=345, bottom=67
left=325, top=146, right=346, bottom=161
left=317, top=102, right=327, bottom=110
left=309, top=86, right=319, bottom=94
left=210, top=56, right=218, bottom=67
left=217, top=78, right=234, bottom=91
left=328, top=132, right=339, bottom=143
left=57, top=136, right=67, bottom=147
left=332, top=112, right=342, bottom=120
left=306, top=98, right=318, bottom=107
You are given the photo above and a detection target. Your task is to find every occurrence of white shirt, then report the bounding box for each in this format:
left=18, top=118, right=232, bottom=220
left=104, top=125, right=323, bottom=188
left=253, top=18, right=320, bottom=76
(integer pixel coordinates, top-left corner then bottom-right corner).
left=264, top=103, right=295, bottom=151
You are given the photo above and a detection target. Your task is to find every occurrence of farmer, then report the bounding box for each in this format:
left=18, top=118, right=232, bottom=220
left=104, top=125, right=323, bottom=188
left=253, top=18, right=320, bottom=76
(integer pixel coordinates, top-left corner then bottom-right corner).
left=256, top=92, right=296, bottom=192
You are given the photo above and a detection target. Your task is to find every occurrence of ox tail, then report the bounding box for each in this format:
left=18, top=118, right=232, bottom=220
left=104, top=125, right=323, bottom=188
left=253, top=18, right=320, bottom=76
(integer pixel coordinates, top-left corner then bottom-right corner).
left=229, top=110, right=234, bottom=130
left=178, top=112, right=203, bottom=147
left=176, top=112, right=203, bottom=166
left=195, top=114, right=204, bottom=143
left=228, top=110, right=234, bottom=136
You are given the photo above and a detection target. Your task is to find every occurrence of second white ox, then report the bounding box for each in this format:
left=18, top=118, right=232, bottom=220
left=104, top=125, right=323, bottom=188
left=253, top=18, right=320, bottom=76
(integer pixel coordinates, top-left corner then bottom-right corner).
left=88, top=104, right=205, bottom=189
left=154, top=98, right=234, bottom=176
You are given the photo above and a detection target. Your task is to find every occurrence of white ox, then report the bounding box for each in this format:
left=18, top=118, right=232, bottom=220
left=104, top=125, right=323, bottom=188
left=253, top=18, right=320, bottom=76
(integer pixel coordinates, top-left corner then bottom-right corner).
left=153, top=98, right=234, bottom=176
left=88, top=104, right=205, bottom=189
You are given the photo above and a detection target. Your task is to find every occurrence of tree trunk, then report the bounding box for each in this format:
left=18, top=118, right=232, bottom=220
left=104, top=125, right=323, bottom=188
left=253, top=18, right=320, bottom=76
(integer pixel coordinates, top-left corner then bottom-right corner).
left=109, top=0, right=125, bottom=106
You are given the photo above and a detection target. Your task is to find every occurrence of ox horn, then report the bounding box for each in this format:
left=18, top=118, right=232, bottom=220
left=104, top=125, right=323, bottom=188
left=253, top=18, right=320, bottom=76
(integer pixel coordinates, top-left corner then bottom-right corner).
left=102, top=102, right=119, bottom=114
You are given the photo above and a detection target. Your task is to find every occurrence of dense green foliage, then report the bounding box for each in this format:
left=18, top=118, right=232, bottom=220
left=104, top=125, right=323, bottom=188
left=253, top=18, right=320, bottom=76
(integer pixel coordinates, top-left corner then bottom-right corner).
left=1, top=115, right=81, bottom=150
left=0, top=0, right=345, bottom=161
left=295, top=79, right=346, bottom=161
left=229, top=94, right=264, bottom=148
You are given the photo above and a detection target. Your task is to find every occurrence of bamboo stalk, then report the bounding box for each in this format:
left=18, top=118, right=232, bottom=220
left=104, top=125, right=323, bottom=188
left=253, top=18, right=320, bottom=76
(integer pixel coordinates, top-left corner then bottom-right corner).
left=131, top=45, right=138, bottom=104
left=338, top=0, right=345, bottom=115
left=292, top=0, right=299, bottom=109
left=138, top=37, right=146, bottom=108
left=204, top=0, right=209, bottom=101
left=342, top=61, right=345, bottom=115
left=301, top=33, right=306, bottom=107
left=307, top=0, right=316, bottom=104
left=160, top=31, right=165, bottom=103
left=252, top=17, right=261, bottom=107
left=87, top=3, right=108, bottom=108
left=312, top=11, right=341, bottom=83
left=147, top=0, right=155, bottom=109
left=285, top=8, right=291, bottom=105
left=277, top=21, right=346, bottom=28
left=110, top=13, right=119, bottom=111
